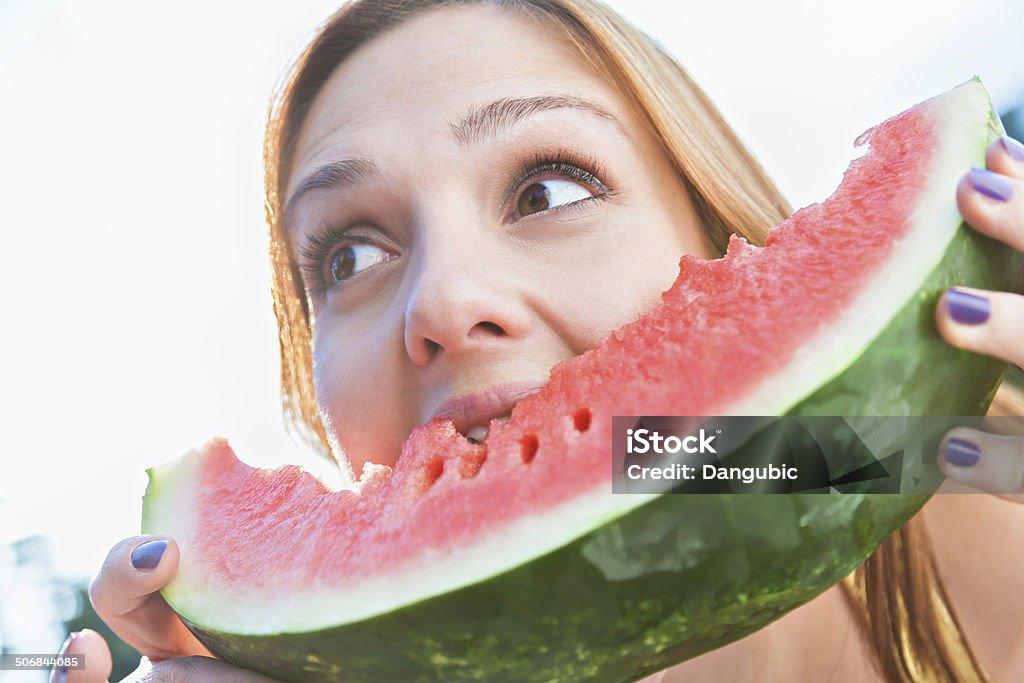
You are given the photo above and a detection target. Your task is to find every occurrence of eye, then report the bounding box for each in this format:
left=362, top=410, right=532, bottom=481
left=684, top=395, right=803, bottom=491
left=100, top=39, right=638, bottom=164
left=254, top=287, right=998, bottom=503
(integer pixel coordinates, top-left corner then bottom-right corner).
left=506, top=151, right=611, bottom=222
left=299, top=224, right=400, bottom=298
left=516, top=179, right=593, bottom=217
left=326, top=242, right=393, bottom=285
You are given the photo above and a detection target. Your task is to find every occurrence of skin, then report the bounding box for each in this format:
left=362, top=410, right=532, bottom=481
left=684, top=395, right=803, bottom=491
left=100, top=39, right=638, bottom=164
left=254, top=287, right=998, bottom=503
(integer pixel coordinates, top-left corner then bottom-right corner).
left=61, top=6, right=1024, bottom=682
left=286, top=5, right=713, bottom=474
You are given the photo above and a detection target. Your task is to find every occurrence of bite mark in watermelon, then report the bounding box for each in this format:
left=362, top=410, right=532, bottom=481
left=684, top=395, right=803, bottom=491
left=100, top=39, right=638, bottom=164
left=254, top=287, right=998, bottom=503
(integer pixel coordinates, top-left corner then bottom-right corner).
left=142, top=79, right=1022, bottom=682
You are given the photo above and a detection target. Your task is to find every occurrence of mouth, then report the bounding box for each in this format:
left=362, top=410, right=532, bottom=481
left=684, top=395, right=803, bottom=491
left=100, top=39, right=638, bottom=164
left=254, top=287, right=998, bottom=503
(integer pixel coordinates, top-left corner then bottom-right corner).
left=431, top=381, right=547, bottom=444
left=464, top=422, right=502, bottom=445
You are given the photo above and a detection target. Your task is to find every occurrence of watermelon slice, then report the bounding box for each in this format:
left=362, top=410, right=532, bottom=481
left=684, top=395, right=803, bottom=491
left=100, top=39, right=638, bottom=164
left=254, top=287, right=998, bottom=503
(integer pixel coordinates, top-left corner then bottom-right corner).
left=143, top=79, right=1021, bottom=682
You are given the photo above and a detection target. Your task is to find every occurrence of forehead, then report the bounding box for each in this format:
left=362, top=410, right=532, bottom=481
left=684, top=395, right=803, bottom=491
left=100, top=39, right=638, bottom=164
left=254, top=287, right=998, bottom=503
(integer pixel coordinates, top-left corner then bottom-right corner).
left=287, top=4, right=632, bottom=192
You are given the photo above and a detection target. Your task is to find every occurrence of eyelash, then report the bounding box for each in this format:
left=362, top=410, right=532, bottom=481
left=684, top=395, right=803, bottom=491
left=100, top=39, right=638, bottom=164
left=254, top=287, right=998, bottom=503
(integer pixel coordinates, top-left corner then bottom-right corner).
left=503, top=148, right=611, bottom=217
left=298, top=226, right=379, bottom=298
left=298, top=149, right=612, bottom=297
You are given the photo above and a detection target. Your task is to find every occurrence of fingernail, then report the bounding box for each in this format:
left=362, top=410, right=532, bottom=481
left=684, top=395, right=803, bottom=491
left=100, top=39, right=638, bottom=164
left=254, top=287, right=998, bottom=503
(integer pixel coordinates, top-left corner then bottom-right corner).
left=970, top=166, right=1014, bottom=202
left=131, top=539, right=168, bottom=571
left=1001, top=135, right=1024, bottom=162
left=57, top=631, right=80, bottom=655
left=51, top=632, right=79, bottom=683
left=946, top=438, right=981, bottom=467
left=946, top=289, right=990, bottom=325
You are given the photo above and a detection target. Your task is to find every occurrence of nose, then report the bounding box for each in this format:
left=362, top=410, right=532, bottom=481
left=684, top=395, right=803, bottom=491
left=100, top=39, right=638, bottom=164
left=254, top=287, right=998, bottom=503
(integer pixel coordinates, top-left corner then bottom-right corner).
left=402, top=237, right=527, bottom=367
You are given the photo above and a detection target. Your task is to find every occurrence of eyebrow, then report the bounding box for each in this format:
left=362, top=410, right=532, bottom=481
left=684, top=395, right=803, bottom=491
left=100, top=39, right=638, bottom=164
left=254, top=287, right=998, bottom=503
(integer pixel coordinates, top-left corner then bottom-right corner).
left=285, top=158, right=378, bottom=218
left=450, top=95, right=622, bottom=145
left=285, top=95, right=622, bottom=218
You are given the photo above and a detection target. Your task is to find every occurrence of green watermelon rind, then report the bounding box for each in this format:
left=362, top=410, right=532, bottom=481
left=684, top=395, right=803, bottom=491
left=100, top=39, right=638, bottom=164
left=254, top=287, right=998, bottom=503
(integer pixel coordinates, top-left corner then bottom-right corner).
left=149, top=217, right=1021, bottom=683
left=186, top=495, right=924, bottom=683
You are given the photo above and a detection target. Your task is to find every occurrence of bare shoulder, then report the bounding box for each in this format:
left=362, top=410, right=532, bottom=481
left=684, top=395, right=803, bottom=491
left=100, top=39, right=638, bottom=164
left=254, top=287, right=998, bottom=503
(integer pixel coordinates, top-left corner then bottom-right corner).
left=921, top=494, right=1024, bottom=680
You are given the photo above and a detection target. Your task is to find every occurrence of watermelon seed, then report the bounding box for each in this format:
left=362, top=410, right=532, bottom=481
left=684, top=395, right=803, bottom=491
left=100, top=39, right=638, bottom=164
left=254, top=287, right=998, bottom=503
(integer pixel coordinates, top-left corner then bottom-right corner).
left=422, top=455, right=445, bottom=490
left=573, top=408, right=591, bottom=433
left=520, top=434, right=539, bottom=463
left=459, top=448, right=487, bottom=478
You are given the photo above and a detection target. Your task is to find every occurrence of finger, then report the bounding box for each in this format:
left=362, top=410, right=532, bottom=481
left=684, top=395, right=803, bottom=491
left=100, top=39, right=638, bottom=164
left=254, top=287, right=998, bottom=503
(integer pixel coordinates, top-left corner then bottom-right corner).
left=116, top=657, right=155, bottom=683
left=937, top=427, right=1024, bottom=503
left=143, top=656, right=285, bottom=683
left=935, top=287, right=1024, bottom=367
left=987, top=135, right=1024, bottom=182
left=90, top=536, right=177, bottom=619
left=89, top=536, right=211, bottom=661
left=956, top=164, right=1024, bottom=252
left=54, top=629, right=112, bottom=683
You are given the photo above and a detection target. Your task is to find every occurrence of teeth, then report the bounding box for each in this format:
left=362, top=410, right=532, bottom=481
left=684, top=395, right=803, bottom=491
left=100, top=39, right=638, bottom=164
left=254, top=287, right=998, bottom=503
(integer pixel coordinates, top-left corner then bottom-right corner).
left=466, top=426, right=489, bottom=444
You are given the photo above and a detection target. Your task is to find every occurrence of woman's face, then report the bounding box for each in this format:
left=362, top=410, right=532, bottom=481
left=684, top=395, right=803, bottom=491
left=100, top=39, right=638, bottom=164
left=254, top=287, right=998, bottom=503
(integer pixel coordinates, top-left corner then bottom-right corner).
left=285, top=5, right=714, bottom=473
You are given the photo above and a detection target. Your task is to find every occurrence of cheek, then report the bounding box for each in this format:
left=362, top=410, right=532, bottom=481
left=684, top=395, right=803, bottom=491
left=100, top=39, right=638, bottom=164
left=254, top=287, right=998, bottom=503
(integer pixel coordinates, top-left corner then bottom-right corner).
left=535, top=214, right=691, bottom=350
left=581, top=181, right=712, bottom=329
left=311, top=334, right=354, bottom=453
left=312, top=341, right=346, bottom=429
left=311, top=320, right=409, bottom=470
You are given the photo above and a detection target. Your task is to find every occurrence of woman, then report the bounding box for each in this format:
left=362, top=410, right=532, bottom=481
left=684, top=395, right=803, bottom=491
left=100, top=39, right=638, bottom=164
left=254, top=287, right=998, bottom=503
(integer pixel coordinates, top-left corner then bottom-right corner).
left=58, top=0, right=1024, bottom=681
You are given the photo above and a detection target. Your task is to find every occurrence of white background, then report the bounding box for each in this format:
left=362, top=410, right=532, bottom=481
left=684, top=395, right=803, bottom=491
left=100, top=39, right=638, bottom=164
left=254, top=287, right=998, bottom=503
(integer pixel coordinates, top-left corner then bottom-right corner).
left=1, top=0, right=1023, bottom=580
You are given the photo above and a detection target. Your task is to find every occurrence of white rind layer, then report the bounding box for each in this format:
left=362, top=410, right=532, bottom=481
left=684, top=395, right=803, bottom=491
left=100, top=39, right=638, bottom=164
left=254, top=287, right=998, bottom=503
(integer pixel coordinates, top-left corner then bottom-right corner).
left=149, top=451, right=654, bottom=634
left=150, top=80, right=999, bottom=637
left=143, top=445, right=202, bottom=613
left=726, top=79, right=1001, bottom=416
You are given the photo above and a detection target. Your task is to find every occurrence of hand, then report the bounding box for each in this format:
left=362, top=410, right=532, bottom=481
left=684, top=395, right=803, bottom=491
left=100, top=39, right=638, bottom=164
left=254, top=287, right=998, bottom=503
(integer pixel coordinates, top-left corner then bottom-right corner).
left=50, top=633, right=282, bottom=682
left=935, top=134, right=1024, bottom=502
left=50, top=536, right=284, bottom=682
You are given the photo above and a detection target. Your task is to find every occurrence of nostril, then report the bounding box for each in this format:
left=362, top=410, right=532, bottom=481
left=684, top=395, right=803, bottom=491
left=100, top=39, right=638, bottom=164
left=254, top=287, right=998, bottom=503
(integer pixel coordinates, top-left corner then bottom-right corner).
left=472, top=321, right=505, bottom=336
left=423, top=338, right=442, bottom=357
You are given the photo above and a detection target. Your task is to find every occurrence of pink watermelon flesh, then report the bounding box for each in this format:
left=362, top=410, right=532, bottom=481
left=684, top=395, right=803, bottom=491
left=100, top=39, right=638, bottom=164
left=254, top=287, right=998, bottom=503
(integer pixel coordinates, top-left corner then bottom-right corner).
left=195, top=104, right=930, bottom=584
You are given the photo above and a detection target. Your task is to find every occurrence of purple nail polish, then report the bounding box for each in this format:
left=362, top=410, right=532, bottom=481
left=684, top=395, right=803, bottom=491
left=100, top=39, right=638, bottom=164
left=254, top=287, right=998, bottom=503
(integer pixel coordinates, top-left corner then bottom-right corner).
left=970, top=166, right=1014, bottom=202
left=1001, top=135, right=1024, bottom=162
left=130, top=539, right=167, bottom=570
left=946, top=438, right=981, bottom=467
left=52, top=632, right=78, bottom=683
left=946, top=289, right=990, bottom=325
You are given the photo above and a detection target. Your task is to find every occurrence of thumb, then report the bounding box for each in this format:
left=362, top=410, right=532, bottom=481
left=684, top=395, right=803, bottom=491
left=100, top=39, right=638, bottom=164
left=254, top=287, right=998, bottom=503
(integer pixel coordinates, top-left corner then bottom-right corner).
left=90, top=536, right=180, bottom=622
left=53, top=629, right=112, bottom=683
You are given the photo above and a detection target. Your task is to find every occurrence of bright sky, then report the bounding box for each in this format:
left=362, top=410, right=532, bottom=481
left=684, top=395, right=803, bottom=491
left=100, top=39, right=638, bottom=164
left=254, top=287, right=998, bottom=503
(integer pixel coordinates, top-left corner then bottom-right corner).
left=1, top=0, right=1023, bottom=579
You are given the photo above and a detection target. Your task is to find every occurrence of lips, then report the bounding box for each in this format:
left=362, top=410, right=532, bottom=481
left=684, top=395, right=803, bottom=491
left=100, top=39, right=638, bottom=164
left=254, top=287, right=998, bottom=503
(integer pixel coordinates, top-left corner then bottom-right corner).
left=430, top=381, right=547, bottom=439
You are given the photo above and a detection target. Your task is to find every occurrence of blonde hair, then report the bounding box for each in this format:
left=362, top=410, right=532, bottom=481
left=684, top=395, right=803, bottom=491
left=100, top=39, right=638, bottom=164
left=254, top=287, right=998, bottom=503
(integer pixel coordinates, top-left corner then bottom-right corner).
left=262, top=1, right=999, bottom=680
